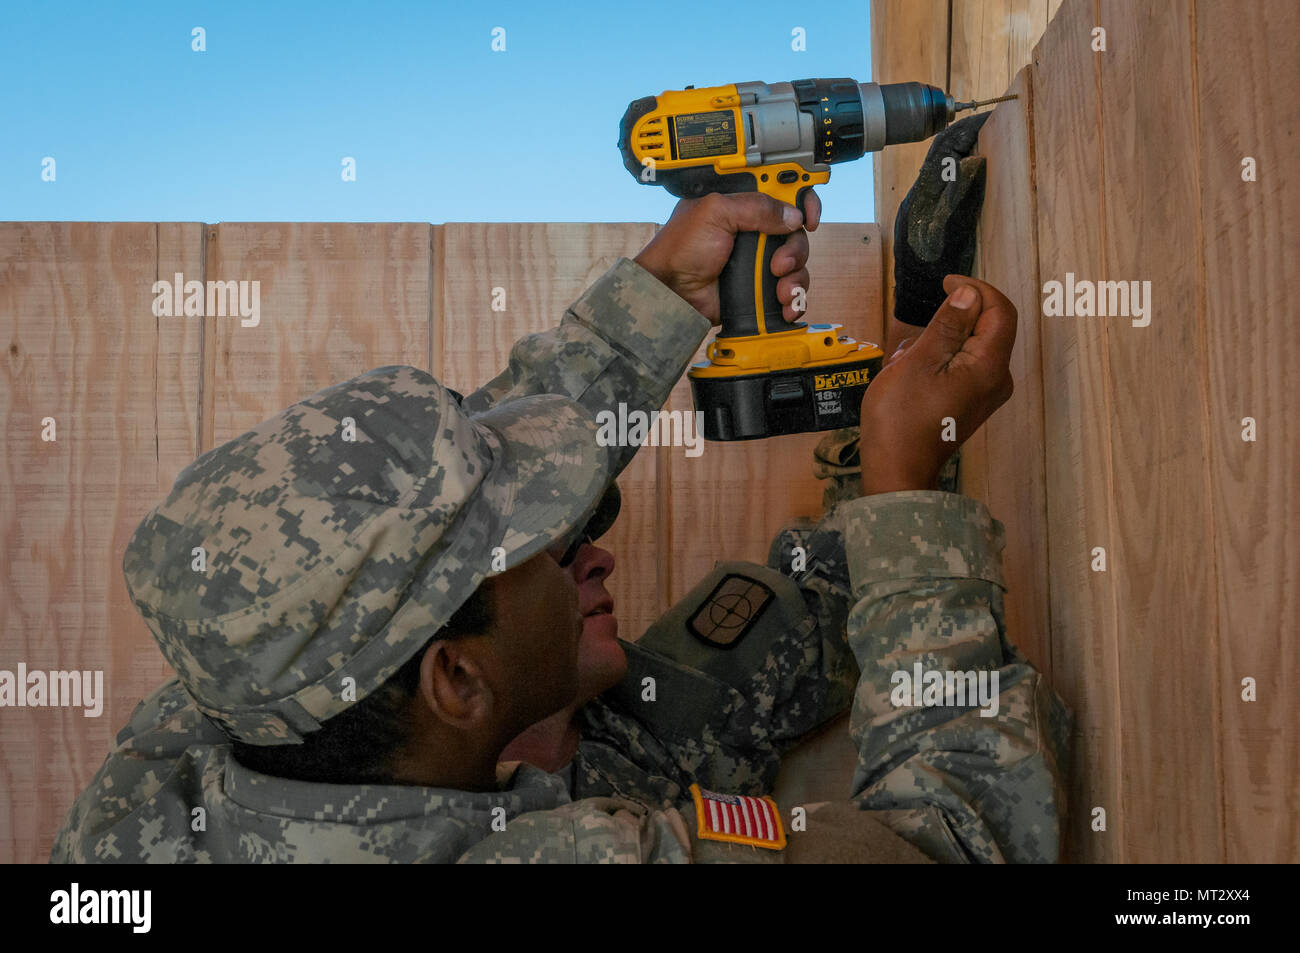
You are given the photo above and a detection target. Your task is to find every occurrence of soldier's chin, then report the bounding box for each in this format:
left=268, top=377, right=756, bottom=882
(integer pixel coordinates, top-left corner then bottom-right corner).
left=578, top=614, right=626, bottom=699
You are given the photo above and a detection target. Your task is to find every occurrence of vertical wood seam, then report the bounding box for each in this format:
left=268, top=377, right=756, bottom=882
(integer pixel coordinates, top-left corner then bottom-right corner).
left=1022, top=70, right=1055, bottom=686
left=1091, top=0, right=1127, bottom=864
left=196, top=225, right=211, bottom=454
left=197, top=224, right=206, bottom=454
left=1185, top=0, right=1228, bottom=864
left=428, top=225, right=441, bottom=376
left=951, top=0, right=961, bottom=89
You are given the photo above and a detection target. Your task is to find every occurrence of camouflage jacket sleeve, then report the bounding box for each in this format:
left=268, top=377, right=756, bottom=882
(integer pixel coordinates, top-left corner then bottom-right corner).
left=839, top=489, right=1072, bottom=863
left=811, top=426, right=960, bottom=510
left=458, top=257, right=711, bottom=479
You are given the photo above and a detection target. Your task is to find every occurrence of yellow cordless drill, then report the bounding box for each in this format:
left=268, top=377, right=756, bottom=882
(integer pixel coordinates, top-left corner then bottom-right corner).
left=620, top=78, right=982, bottom=440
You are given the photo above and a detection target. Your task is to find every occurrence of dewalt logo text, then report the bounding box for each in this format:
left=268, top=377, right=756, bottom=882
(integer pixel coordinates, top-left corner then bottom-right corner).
left=814, top=368, right=870, bottom=390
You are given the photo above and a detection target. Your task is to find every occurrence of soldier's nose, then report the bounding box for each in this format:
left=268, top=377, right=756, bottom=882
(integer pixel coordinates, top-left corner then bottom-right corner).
left=574, top=543, right=615, bottom=583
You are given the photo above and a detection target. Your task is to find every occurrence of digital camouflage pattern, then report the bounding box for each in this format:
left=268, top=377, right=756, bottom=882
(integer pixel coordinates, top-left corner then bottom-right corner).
left=841, top=490, right=1072, bottom=862
left=120, top=371, right=615, bottom=745
left=52, top=257, right=1071, bottom=864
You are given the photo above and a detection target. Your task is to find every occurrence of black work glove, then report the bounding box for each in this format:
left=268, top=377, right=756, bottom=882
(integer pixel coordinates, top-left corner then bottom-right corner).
left=892, top=112, right=990, bottom=327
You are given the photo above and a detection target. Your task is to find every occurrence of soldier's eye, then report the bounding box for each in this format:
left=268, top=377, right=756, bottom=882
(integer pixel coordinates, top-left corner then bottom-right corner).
left=547, top=530, right=592, bottom=568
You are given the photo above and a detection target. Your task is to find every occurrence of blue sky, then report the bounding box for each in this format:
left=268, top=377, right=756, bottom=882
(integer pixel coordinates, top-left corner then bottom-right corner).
left=1, top=1, right=874, bottom=223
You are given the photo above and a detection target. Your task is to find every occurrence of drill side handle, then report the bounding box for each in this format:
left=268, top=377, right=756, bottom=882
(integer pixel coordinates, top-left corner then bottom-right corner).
left=717, top=185, right=812, bottom=339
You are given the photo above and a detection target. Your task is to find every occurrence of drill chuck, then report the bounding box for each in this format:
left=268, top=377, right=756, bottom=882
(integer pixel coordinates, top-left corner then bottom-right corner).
left=791, top=79, right=957, bottom=158
left=774, top=79, right=957, bottom=164
left=876, top=82, right=956, bottom=145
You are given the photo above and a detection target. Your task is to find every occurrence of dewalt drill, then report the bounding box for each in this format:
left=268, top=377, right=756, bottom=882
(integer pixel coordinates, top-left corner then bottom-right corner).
left=620, top=78, right=992, bottom=441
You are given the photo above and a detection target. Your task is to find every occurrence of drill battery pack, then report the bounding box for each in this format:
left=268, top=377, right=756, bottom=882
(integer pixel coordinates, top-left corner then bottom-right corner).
left=689, top=350, right=882, bottom=441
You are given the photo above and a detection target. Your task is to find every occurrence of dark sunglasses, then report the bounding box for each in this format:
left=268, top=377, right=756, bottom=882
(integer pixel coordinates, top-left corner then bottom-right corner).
left=547, top=527, right=593, bottom=568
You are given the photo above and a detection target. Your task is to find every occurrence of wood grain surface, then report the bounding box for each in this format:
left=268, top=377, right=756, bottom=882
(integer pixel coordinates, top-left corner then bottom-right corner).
left=965, top=70, right=1053, bottom=678
left=1031, top=0, right=1124, bottom=863
left=1097, top=0, right=1223, bottom=864
left=875, top=0, right=1055, bottom=355
left=0, top=223, right=202, bottom=864
left=871, top=0, right=952, bottom=355
left=1195, top=0, right=1300, bottom=862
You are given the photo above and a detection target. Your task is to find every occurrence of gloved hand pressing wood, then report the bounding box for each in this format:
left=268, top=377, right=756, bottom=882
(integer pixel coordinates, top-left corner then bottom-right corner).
left=893, top=112, right=991, bottom=327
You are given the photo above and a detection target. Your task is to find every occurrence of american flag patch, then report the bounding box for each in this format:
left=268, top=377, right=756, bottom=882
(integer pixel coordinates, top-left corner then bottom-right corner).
left=690, top=784, right=786, bottom=850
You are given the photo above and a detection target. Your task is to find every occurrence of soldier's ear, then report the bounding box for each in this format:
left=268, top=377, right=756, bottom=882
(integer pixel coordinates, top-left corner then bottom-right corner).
left=417, top=639, right=494, bottom=728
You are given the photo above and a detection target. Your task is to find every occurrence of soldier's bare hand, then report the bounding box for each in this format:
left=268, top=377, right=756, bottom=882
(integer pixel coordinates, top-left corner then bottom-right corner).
left=633, top=190, right=821, bottom=325
left=859, top=275, right=1017, bottom=495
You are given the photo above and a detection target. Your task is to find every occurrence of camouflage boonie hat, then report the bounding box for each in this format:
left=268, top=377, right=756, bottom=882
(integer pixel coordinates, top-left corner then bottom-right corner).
left=123, top=365, right=615, bottom=745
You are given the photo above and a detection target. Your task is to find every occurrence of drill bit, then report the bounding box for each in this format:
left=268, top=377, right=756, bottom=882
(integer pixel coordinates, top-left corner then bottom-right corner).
left=954, top=93, right=1020, bottom=112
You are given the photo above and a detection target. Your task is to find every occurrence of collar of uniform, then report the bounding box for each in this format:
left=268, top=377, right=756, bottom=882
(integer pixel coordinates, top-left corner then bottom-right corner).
left=222, top=756, right=570, bottom=825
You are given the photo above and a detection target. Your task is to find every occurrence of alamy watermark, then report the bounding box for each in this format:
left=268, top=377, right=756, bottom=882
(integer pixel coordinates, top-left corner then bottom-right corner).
left=0, top=664, right=103, bottom=717
left=596, top=403, right=705, bottom=458
left=890, top=662, right=1000, bottom=718
left=1042, top=272, right=1151, bottom=327
left=152, top=272, right=261, bottom=327
left=50, top=883, right=150, bottom=933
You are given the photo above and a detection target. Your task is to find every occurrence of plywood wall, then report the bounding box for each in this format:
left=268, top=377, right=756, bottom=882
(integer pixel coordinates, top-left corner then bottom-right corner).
left=877, top=0, right=1299, bottom=861
left=873, top=0, right=1060, bottom=356
left=0, top=219, right=881, bottom=863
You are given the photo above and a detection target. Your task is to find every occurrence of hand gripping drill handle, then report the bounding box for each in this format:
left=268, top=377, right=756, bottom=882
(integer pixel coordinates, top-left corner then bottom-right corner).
left=717, top=185, right=813, bottom=338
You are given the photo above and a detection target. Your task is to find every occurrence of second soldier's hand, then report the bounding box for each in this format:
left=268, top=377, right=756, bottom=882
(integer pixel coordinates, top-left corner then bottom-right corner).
left=859, top=275, right=1017, bottom=495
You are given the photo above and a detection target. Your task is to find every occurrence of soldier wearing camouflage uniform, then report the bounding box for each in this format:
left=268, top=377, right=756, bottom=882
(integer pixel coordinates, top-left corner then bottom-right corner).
left=52, top=191, right=1071, bottom=864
